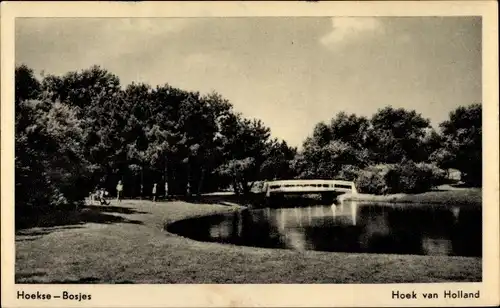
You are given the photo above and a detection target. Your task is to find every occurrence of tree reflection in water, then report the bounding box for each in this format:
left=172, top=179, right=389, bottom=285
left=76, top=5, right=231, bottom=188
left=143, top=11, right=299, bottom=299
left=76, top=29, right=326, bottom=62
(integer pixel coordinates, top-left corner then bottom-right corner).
left=167, top=202, right=481, bottom=257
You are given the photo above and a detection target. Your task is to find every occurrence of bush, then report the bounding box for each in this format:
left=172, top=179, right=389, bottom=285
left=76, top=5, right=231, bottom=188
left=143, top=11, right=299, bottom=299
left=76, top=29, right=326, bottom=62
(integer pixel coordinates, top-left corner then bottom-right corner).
left=386, top=161, right=446, bottom=194
left=416, top=162, right=447, bottom=187
left=355, top=164, right=392, bottom=194
left=355, top=162, right=447, bottom=195
left=337, top=165, right=361, bottom=181
left=15, top=100, right=90, bottom=229
left=385, top=162, right=419, bottom=193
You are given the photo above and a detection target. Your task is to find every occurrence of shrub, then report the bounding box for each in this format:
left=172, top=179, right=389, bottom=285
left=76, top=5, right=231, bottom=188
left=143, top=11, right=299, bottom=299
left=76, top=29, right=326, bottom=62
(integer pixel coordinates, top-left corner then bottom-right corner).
left=15, top=100, right=89, bottom=228
left=355, top=164, right=393, bottom=194
left=355, top=162, right=447, bottom=195
left=385, top=161, right=446, bottom=194
left=337, top=164, right=361, bottom=181
left=385, top=162, right=421, bottom=193
left=416, top=162, right=447, bottom=187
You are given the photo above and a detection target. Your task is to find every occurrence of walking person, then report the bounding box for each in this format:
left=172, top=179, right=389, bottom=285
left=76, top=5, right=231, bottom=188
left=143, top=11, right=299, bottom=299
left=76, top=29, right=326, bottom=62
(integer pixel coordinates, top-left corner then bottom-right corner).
left=152, top=183, right=157, bottom=202
left=116, top=180, right=123, bottom=203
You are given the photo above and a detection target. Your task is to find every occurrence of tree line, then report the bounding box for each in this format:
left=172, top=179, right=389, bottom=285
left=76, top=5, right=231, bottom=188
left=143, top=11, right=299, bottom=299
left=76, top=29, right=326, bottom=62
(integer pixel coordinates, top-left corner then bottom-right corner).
left=15, top=64, right=297, bottom=211
left=15, top=64, right=482, bottom=218
left=293, top=105, right=481, bottom=194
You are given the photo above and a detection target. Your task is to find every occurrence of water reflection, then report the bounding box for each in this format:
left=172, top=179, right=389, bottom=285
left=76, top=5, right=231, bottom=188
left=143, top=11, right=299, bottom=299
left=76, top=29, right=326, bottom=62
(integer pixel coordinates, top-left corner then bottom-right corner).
left=167, top=202, right=481, bottom=257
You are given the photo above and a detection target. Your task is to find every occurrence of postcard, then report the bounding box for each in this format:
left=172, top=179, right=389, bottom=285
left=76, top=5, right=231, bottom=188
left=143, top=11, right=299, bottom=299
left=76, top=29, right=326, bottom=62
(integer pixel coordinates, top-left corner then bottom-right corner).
left=1, top=1, right=498, bottom=307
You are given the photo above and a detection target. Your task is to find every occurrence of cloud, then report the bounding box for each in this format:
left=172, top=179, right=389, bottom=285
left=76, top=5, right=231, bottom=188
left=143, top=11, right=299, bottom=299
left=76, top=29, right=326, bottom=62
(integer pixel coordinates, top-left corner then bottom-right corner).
left=320, top=17, right=384, bottom=49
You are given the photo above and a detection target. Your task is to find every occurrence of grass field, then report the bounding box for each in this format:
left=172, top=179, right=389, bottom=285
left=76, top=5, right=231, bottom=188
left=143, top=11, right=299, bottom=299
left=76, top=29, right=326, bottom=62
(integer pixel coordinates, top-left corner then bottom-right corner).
left=15, top=196, right=481, bottom=284
left=340, top=187, right=482, bottom=206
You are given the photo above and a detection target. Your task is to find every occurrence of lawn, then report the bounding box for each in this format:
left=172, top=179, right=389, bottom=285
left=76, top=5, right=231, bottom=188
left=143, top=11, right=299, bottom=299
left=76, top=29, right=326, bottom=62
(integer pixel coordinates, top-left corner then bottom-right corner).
left=340, top=187, right=482, bottom=206
left=15, top=198, right=481, bottom=284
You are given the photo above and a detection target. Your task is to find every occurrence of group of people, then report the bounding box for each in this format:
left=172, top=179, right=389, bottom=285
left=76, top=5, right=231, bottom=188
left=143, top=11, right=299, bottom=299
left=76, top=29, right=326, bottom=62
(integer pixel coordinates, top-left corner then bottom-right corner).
left=88, top=187, right=111, bottom=206
left=148, top=182, right=169, bottom=202
left=88, top=180, right=170, bottom=205
left=150, top=182, right=171, bottom=202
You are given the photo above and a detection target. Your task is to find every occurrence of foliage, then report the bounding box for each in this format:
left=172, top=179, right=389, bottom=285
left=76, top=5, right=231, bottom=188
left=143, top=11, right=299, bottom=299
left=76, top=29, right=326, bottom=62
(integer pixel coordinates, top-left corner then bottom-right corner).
left=415, top=162, right=448, bottom=187
left=15, top=99, right=89, bottom=219
left=215, top=115, right=273, bottom=194
left=337, top=165, right=361, bottom=181
left=15, top=65, right=41, bottom=104
left=16, top=64, right=299, bottom=221
left=385, top=161, right=439, bottom=194
left=436, top=104, right=482, bottom=186
left=366, top=107, right=431, bottom=163
left=259, top=139, right=297, bottom=180
left=329, top=112, right=370, bottom=148
left=295, top=112, right=371, bottom=179
left=355, top=164, right=392, bottom=195
left=15, top=63, right=482, bottom=228
left=16, top=66, right=92, bottom=224
left=356, top=162, right=447, bottom=195
left=296, top=108, right=433, bottom=181
left=298, top=104, right=480, bottom=192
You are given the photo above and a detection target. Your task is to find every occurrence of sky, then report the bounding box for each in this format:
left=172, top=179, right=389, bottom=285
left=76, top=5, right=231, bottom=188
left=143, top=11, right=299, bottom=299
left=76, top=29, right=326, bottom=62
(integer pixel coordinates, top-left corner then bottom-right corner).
left=16, top=17, right=482, bottom=147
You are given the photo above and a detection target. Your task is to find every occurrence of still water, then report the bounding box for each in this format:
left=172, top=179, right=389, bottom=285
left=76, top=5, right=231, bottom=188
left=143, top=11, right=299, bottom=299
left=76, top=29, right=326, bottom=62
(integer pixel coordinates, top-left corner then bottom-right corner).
left=167, top=202, right=481, bottom=257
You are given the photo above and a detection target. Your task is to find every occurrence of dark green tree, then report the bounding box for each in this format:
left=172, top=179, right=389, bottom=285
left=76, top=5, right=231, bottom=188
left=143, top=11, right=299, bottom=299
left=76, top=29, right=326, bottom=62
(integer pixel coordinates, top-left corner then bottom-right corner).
left=366, top=106, right=431, bottom=163
left=217, top=115, right=271, bottom=195
left=15, top=99, right=89, bottom=227
left=259, top=139, right=297, bottom=180
left=437, top=104, right=482, bottom=186
left=15, top=64, right=41, bottom=105
left=294, top=112, right=371, bottom=179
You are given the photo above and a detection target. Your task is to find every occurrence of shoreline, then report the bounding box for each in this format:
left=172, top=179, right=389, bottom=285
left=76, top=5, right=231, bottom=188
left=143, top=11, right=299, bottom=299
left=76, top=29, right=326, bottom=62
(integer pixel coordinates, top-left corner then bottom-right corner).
left=338, top=188, right=481, bottom=206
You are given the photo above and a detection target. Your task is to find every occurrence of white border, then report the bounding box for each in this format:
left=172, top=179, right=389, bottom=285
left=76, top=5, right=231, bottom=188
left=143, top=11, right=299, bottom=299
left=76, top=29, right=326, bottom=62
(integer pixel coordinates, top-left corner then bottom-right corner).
left=1, top=1, right=498, bottom=307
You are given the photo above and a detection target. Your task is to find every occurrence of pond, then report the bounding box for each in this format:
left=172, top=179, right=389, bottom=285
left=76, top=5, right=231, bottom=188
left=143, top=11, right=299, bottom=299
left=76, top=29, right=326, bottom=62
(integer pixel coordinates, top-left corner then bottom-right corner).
left=167, top=201, right=482, bottom=257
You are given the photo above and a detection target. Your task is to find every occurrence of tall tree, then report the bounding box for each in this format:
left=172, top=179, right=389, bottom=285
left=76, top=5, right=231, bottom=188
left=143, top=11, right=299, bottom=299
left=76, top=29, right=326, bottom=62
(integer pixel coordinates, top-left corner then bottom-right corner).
left=16, top=99, right=88, bottom=217
left=40, top=66, right=125, bottom=186
left=329, top=112, right=370, bottom=149
left=41, top=65, right=121, bottom=111
left=294, top=112, right=371, bottom=179
left=217, top=115, right=271, bottom=195
left=15, top=64, right=41, bottom=105
left=437, top=104, right=482, bottom=186
left=366, top=106, right=431, bottom=163
left=260, top=139, right=297, bottom=180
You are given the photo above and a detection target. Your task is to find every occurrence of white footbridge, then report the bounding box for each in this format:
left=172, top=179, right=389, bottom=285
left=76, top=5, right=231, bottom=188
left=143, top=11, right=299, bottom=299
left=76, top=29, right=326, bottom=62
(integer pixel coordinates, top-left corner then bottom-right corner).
left=263, top=179, right=358, bottom=197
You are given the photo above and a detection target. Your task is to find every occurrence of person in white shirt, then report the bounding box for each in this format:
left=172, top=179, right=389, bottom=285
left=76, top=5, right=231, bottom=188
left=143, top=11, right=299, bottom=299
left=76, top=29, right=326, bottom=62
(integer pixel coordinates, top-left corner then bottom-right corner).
left=164, top=181, right=169, bottom=200
left=152, top=183, right=157, bottom=202
left=116, top=180, right=123, bottom=203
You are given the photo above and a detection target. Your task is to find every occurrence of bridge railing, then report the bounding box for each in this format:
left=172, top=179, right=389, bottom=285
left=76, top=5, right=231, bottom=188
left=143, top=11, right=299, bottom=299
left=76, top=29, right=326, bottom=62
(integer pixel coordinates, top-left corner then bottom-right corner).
left=263, top=179, right=358, bottom=196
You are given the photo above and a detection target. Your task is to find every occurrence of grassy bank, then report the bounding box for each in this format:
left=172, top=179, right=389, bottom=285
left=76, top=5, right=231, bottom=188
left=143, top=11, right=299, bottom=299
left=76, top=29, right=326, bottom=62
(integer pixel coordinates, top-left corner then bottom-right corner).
left=340, top=187, right=481, bottom=206
left=16, top=200, right=481, bottom=283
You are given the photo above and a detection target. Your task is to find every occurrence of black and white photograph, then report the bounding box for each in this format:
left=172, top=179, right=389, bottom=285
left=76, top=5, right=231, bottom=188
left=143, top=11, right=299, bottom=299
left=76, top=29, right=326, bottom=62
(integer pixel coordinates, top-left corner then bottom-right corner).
left=1, top=1, right=498, bottom=307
